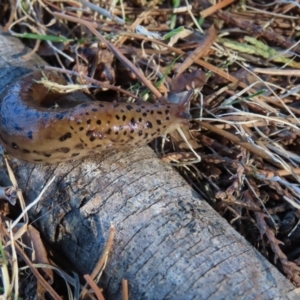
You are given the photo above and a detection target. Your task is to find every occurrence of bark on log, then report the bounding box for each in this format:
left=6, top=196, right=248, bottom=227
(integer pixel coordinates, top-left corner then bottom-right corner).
left=0, top=27, right=299, bottom=299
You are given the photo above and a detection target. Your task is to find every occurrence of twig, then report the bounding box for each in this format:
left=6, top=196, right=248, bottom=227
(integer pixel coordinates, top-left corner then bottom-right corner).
left=122, top=279, right=129, bottom=300
left=83, top=274, right=105, bottom=300
left=80, top=0, right=125, bottom=25
left=80, top=224, right=115, bottom=299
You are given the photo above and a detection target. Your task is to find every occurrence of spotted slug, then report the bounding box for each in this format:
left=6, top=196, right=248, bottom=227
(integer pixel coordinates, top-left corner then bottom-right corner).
left=0, top=71, right=191, bottom=164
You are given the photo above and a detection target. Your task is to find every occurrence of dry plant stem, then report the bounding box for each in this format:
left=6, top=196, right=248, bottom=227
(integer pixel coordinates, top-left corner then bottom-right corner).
left=280, top=2, right=298, bottom=14
left=200, top=0, right=237, bottom=18
left=219, top=111, right=300, bottom=129
left=22, top=39, right=41, bottom=60
left=53, top=12, right=163, bottom=99
left=116, top=10, right=152, bottom=47
left=9, top=176, right=56, bottom=234
left=201, top=121, right=284, bottom=168
left=4, top=0, right=17, bottom=31
left=253, top=68, right=300, bottom=76
left=83, top=274, right=105, bottom=300
left=122, top=279, right=129, bottom=300
left=80, top=225, right=115, bottom=299
left=2, top=227, right=62, bottom=300
left=175, top=25, right=217, bottom=76
left=9, top=227, right=18, bottom=299
left=44, top=66, right=138, bottom=99
left=80, top=0, right=125, bottom=25
left=223, top=89, right=300, bottom=118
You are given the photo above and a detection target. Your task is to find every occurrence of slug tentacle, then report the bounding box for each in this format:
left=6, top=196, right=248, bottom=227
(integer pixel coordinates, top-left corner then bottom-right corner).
left=0, top=71, right=191, bottom=164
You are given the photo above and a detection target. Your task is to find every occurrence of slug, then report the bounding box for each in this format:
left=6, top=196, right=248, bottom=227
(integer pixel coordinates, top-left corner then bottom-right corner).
left=0, top=71, right=191, bottom=164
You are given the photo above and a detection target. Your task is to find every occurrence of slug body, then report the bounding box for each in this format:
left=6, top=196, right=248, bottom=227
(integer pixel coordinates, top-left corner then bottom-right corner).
left=0, top=71, right=190, bottom=164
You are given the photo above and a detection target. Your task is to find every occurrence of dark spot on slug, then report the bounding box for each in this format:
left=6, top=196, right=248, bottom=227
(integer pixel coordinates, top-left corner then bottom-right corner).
left=156, top=120, right=162, bottom=125
left=136, top=108, right=141, bottom=112
left=115, top=131, right=119, bottom=135
left=96, top=120, right=101, bottom=125
left=126, top=105, right=133, bottom=111
left=107, top=128, right=112, bottom=134
left=143, top=113, right=147, bottom=117
left=70, top=126, right=74, bottom=130
left=130, top=129, right=134, bottom=134
left=72, top=153, right=80, bottom=157
left=154, top=104, right=159, bottom=108
left=59, top=132, right=72, bottom=141
left=92, top=108, right=98, bottom=112
left=165, top=109, right=169, bottom=114
left=77, top=120, right=82, bottom=124
left=90, top=136, right=96, bottom=142
left=87, top=119, right=91, bottom=124
left=44, top=153, right=52, bottom=157
left=23, top=149, right=30, bottom=153
left=157, top=111, right=162, bottom=115
left=75, top=143, right=85, bottom=149
left=150, top=110, right=154, bottom=114
left=121, top=109, right=125, bottom=113
left=138, top=130, right=143, bottom=136
left=116, top=115, right=120, bottom=120
left=12, top=142, right=18, bottom=149
left=113, top=103, right=119, bottom=108
left=146, top=121, right=152, bottom=128
left=138, top=118, right=142, bottom=122
left=130, top=117, right=136, bottom=126
left=86, top=112, right=89, bottom=115
left=34, top=159, right=43, bottom=162
left=166, top=116, right=170, bottom=121
left=14, top=125, right=22, bottom=131
left=27, top=131, right=33, bottom=139
left=122, top=115, right=126, bottom=121
left=86, top=130, right=94, bottom=137
left=123, top=131, right=127, bottom=136
left=99, top=104, right=104, bottom=107
left=56, top=147, right=70, bottom=153
left=79, top=127, right=84, bottom=131
left=151, top=132, right=156, bottom=136
left=144, top=133, right=149, bottom=139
